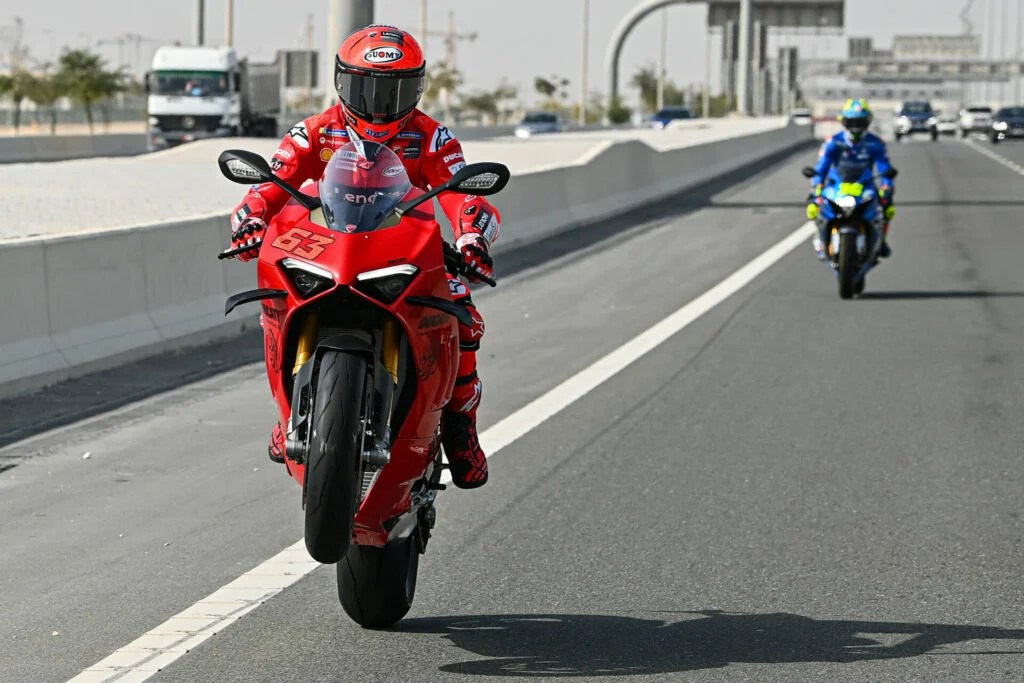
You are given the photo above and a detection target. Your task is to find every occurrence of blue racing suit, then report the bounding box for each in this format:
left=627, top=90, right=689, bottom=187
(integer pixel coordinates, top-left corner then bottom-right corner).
left=809, top=130, right=896, bottom=250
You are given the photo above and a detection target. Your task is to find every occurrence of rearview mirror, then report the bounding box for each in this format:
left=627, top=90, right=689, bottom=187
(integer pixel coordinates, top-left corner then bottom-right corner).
left=218, top=149, right=273, bottom=185
left=882, top=168, right=899, bottom=179
left=450, top=162, right=511, bottom=196
left=801, top=167, right=816, bottom=178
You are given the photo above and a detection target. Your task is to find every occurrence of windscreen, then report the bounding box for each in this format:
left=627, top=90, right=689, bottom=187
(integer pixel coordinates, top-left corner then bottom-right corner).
left=997, top=107, right=1024, bottom=118
left=154, top=71, right=229, bottom=97
left=318, top=141, right=412, bottom=234
left=834, top=160, right=871, bottom=183
left=901, top=102, right=932, bottom=115
left=523, top=112, right=557, bottom=123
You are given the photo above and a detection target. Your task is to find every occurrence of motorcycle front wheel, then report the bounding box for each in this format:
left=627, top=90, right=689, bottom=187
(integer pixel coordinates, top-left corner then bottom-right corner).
left=838, top=231, right=858, bottom=300
left=303, top=350, right=368, bottom=565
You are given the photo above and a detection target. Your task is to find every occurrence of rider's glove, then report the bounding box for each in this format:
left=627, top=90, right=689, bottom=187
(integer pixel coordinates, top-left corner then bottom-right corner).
left=884, top=205, right=896, bottom=220
left=456, top=233, right=494, bottom=283
left=879, top=186, right=895, bottom=221
left=230, top=217, right=267, bottom=262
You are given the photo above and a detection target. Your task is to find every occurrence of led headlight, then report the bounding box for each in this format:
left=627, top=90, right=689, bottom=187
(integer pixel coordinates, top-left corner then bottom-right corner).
left=354, top=264, right=419, bottom=303
left=993, top=121, right=1009, bottom=131
left=836, top=195, right=858, bottom=214
left=927, top=116, right=938, bottom=126
left=282, top=258, right=335, bottom=298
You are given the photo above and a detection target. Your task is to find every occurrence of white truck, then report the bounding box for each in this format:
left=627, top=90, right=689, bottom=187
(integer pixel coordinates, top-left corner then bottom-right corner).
left=145, top=45, right=282, bottom=150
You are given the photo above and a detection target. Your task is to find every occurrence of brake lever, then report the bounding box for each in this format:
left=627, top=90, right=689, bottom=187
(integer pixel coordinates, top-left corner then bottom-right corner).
left=217, top=240, right=263, bottom=260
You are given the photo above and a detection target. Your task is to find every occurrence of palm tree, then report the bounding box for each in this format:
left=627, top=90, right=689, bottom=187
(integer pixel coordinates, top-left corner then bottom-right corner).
left=1, top=69, right=38, bottom=132
left=26, top=68, right=62, bottom=134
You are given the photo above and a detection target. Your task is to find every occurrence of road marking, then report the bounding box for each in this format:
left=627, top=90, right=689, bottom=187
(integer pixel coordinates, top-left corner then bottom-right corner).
left=69, top=221, right=815, bottom=682
left=963, top=138, right=1024, bottom=176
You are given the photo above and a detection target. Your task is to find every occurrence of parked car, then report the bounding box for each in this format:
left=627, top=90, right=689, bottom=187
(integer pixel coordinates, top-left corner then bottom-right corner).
left=959, top=105, right=993, bottom=137
left=514, top=111, right=567, bottom=138
left=650, top=106, right=696, bottom=129
left=789, top=107, right=814, bottom=125
left=894, top=101, right=938, bottom=141
left=937, top=115, right=958, bottom=136
left=990, top=106, right=1024, bottom=144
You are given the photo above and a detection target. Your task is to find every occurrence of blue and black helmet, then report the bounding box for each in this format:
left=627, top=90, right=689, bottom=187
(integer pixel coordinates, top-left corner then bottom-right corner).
left=839, top=98, right=873, bottom=140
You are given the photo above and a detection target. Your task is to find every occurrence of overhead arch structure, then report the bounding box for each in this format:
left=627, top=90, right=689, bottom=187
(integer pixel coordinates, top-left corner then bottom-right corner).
left=605, top=0, right=697, bottom=114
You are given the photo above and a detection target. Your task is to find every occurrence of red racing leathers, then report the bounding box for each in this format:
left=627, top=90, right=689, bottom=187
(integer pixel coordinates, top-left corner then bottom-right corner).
left=232, top=105, right=498, bottom=470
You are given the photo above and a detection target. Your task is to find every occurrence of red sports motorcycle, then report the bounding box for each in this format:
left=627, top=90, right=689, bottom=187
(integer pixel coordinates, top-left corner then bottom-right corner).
left=217, top=139, right=509, bottom=628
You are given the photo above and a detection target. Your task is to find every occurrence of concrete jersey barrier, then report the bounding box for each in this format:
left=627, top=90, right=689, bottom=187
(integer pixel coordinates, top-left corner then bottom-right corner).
left=0, top=122, right=813, bottom=397
left=0, top=133, right=149, bottom=164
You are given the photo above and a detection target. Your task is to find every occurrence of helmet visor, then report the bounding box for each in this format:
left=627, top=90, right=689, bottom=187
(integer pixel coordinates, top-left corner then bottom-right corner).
left=336, top=71, right=424, bottom=123
left=843, top=117, right=870, bottom=133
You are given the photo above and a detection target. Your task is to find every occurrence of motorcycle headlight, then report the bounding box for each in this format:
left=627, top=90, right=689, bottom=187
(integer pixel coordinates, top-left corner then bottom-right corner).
left=282, top=258, right=335, bottom=298
left=354, top=264, right=419, bottom=303
left=837, top=196, right=858, bottom=213
left=993, top=121, right=1009, bottom=131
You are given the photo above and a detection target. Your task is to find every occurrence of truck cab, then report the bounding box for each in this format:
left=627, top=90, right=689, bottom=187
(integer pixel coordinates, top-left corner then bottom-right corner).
left=146, top=46, right=280, bottom=150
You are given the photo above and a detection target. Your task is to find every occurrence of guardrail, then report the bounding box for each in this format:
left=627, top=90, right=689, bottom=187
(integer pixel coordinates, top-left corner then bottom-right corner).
left=0, top=122, right=813, bottom=396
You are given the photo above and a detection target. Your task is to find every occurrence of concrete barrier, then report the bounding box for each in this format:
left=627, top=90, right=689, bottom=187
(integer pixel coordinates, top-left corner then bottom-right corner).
left=0, top=122, right=813, bottom=397
left=0, top=133, right=148, bottom=164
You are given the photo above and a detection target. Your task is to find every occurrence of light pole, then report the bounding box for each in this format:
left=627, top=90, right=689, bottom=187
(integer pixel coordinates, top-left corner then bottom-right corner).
left=193, top=0, right=204, bottom=46
left=420, top=0, right=428, bottom=58
left=656, top=8, right=667, bottom=111
left=225, top=0, right=234, bottom=47
left=580, top=0, right=589, bottom=125
left=736, top=0, right=752, bottom=114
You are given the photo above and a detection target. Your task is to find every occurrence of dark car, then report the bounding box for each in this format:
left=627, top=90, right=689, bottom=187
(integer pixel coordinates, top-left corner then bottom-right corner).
left=650, top=106, right=696, bottom=129
left=990, top=106, right=1024, bottom=144
left=895, top=101, right=938, bottom=141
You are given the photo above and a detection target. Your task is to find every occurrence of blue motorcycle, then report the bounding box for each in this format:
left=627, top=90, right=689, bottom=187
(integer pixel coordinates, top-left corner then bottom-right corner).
left=802, top=164, right=898, bottom=299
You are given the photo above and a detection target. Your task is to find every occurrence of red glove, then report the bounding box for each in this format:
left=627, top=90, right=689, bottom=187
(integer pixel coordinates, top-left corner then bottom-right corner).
left=456, top=233, right=494, bottom=283
left=230, top=216, right=266, bottom=262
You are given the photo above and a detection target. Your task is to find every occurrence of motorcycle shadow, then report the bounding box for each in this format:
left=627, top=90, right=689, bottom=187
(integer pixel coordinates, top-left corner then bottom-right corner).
left=400, top=610, right=1024, bottom=677
left=858, top=290, right=1024, bottom=300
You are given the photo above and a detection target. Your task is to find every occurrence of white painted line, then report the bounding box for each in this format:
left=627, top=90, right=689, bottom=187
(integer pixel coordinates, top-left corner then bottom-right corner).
left=68, top=220, right=815, bottom=682
left=963, top=138, right=1024, bottom=176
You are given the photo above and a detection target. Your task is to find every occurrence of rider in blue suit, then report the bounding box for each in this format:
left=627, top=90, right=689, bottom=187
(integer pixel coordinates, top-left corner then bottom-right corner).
left=806, top=98, right=896, bottom=259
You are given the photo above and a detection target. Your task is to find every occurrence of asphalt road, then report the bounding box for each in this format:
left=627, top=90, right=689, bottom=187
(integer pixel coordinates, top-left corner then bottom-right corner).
left=1, top=136, right=1022, bottom=682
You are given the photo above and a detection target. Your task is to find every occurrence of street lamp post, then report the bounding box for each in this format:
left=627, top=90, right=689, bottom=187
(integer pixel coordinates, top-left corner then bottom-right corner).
left=735, top=0, right=752, bottom=114
left=580, top=0, right=589, bottom=125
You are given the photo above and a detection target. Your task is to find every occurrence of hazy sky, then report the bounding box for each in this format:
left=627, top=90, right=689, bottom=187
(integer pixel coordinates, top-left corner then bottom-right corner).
left=3, top=1, right=1016, bottom=107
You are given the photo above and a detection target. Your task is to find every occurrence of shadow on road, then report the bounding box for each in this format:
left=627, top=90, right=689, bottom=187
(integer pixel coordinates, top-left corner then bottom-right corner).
left=859, top=290, right=1024, bottom=300
left=400, top=610, right=1024, bottom=677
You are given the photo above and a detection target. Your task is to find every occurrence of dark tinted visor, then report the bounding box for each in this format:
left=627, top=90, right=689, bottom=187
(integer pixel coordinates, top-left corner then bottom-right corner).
left=336, top=71, right=424, bottom=123
left=843, top=117, right=869, bottom=133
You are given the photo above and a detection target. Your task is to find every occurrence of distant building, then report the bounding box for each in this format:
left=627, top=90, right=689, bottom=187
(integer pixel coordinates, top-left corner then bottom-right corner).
left=891, top=35, right=981, bottom=60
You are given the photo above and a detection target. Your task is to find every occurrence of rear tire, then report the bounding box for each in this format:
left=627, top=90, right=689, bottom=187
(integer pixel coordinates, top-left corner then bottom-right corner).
left=838, top=232, right=857, bottom=300
left=304, top=351, right=368, bottom=565
left=338, top=534, right=420, bottom=628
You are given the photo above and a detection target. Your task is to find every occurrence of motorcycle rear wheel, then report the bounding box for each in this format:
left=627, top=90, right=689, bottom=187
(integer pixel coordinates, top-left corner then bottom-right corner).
left=337, top=533, right=420, bottom=628
left=303, top=350, right=368, bottom=565
left=838, top=232, right=858, bottom=300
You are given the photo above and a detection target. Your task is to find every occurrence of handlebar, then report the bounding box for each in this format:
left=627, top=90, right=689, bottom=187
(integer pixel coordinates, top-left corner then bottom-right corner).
left=217, top=241, right=262, bottom=260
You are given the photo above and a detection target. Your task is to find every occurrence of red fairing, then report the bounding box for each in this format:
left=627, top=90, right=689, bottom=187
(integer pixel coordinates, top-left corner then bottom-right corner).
left=255, top=183, right=462, bottom=545
left=230, top=107, right=501, bottom=246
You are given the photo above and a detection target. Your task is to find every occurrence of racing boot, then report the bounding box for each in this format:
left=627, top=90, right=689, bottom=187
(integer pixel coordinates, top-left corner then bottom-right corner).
left=878, top=222, right=892, bottom=258
left=812, top=221, right=828, bottom=261
left=268, top=421, right=286, bottom=464
left=441, top=372, right=488, bottom=489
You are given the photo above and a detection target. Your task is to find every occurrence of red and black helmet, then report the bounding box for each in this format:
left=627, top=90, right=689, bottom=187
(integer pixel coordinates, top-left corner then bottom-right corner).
left=335, top=25, right=425, bottom=142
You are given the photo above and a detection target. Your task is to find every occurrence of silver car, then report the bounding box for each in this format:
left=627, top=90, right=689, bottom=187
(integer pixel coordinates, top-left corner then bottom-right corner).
left=515, top=112, right=567, bottom=138
left=959, top=105, right=993, bottom=137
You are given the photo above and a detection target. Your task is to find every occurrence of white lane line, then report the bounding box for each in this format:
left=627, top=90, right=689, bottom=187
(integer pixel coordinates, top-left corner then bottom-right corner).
left=963, top=138, right=1024, bottom=176
left=69, top=220, right=815, bottom=682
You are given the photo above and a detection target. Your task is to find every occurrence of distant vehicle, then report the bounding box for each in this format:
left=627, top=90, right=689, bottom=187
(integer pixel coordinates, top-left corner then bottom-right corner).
left=145, top=46, right=282, bottom=151
left=789, top=107, right=814, bottom=125
left=959, top=105, right=993, bottom=137
left=650, top=106, right=696, bottom=129
left=894, top=101, right=938, bottom=141
left=936, top=115, right=957, bottom=136
left=514, top=111, right=567, bottom=138
left=990, top=106, right=1024, bottom=144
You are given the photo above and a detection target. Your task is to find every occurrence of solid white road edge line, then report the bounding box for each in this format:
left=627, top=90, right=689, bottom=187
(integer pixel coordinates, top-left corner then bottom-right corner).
left=963, top=138, right=1024, bottom=176
left=68, top=221, right=816, bottom=683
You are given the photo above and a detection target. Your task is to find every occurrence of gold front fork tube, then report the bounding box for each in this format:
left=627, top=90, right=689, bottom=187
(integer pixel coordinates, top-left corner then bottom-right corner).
left=292, top=314, right=319, bottom=376
left=382, top=319, right=400, bottom=385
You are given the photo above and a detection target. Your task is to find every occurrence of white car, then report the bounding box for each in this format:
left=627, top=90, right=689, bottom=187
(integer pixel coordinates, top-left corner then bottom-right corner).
left=937, top=116, right=958, bottom=136
left=959, top=105, right=993, bottom=137
left=789, top=108, right=814, bottom=125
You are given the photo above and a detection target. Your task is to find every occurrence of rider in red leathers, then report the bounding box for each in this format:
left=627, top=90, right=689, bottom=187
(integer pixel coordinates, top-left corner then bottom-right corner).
left=230, top=25, right=497, bottom=489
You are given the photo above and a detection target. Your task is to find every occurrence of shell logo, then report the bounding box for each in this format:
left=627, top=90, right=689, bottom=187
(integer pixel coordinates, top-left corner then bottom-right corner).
left=320, top=149, right=334, bottom=162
